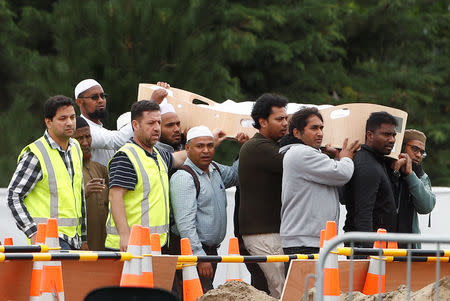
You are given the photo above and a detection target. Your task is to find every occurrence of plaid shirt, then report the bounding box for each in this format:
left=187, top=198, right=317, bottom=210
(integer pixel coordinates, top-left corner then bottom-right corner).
left=7, top=131, right=87, bottom=249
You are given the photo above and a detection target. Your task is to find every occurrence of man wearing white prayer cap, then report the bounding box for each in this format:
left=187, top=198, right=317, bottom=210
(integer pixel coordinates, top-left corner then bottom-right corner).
left=156, top=103, right=184, bottom=153
left=74, top=79, right=170, bottom=166
left=75, top=79, right=133, bottom=166
left=169, top=125, right=249, bottom=293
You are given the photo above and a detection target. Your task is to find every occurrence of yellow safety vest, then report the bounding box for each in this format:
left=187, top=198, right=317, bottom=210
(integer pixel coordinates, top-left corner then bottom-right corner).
left=20, top=136, right=83, bottom=239
left=105, top=143, right=170, bottom=249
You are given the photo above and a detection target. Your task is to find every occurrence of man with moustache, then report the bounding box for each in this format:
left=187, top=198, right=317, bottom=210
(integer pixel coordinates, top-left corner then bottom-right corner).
left=7, top=96, right=87, bottom=250
left=343, top=111, right=399, bottom=247
left=105, top=100, right=188, bottom=251
left=280, top=108, right=359, bottom=272
left=156, top=103, right=185, bottom=153
left=390, top=129, right=436, bottom=248
left=73, top=117, right=109, bottom=250
left=170, top=126, right=248, bottom=292
left=75, top=79, right=170, bottom=166
left=238, top=93, right=289, bottom=298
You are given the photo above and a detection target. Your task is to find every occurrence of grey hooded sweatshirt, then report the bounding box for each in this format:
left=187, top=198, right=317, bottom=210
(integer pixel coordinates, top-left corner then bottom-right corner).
left=280, top=143, right=354, bottom=248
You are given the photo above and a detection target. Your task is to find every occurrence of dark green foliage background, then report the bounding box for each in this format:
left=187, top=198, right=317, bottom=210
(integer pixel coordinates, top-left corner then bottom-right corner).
left=0, top=0, right=448, bottom=186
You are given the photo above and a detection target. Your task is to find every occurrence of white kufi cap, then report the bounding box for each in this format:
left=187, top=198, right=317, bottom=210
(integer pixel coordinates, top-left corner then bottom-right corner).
left=160, top=103, right=176, bottom=115
left=186, top=126, right=214, bottom=142
left=74, top=79, right=103, bottom=99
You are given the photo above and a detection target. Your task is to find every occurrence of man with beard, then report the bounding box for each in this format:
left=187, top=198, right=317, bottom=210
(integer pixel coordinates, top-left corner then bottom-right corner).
left=343, top=111, right=398, bottom=247
left=105, top=100, right=188, bottom=251
left=73, top=117, right=109, bottom=250
left=7, top=96, right=87, bottom=250
left=75, top=79, right=169, bottom=166
left=156, top=103, right=185, bottom=153
left=390, top=129, right=436, bottom=248
left=238, top=93, right=289, bottom=299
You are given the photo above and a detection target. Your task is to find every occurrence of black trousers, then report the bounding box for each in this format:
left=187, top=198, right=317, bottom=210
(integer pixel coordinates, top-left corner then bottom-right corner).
left=283, top=246, right=319, bottom=276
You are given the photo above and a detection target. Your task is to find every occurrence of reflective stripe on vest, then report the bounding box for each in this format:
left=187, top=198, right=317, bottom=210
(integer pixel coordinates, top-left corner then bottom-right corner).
left=21, top=137, right=83, bottom=238
left=105, top=144, right=169, bottom=248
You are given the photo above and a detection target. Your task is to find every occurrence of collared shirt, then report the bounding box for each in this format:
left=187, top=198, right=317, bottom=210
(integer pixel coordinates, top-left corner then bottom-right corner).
left=81, top=114, right=133, bottom=166
left=170, top=158, right=239, bottom=256
left=7, top=131, right=87, bottom=249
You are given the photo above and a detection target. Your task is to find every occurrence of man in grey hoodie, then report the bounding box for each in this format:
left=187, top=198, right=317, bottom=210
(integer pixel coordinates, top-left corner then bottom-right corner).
left=280, top=107, right=359, bottom=272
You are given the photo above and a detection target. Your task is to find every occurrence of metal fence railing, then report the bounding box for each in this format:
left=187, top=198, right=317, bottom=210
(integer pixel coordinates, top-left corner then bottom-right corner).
left=315, top=232, right=450, bottom=301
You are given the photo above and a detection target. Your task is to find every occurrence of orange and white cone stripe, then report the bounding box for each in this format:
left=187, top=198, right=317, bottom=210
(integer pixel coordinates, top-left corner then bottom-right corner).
left=140, top=227, right=153, bottom=288
left=321, top=221, right=340, bottom=300
left=39, top=264, right=64, bottom=301
left=44, top=219, right=60, bottom=249
left=38, top=219, right=64, bottom=300
left=120, top=225, right=143, bottom=287
left=225, top=237, right=242, bottom=282
left=180, top=238, right=203, bottom=301
left=363, top=228, right=387, bottom=295
left=30, top=223, right=47, bottom=300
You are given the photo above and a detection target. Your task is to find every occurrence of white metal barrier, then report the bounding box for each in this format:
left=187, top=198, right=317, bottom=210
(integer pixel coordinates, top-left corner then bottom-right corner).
left=315, top=232, right=450, bottom=301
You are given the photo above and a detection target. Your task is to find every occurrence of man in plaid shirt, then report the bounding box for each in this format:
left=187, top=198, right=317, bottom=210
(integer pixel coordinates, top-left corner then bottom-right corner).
left=7, top=95, right=87, bottom=250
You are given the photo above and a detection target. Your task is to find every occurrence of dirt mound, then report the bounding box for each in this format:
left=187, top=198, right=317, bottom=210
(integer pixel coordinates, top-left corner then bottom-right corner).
left=198, top=281, right=278, bottom=301
left=340, top=276, right=450, bottom=301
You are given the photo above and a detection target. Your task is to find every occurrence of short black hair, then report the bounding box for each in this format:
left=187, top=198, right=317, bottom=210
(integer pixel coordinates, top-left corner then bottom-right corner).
left=76, top=116, right=89, bottom=129
left=130, top=100, right=160, bottom=122
left=290, top=107, right=323, bottom=134
left=44, top=95, right=74, bottom=120
left=251, top=93, right=288, bottom=129
left=366, top=111, right=397, bottom=133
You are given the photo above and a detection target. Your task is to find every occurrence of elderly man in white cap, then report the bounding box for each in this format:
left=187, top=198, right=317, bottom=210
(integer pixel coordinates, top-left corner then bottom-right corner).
left=75, top=79, right=170, bottom=166
left=170, top=126, right=248, bottom=292
left=156, top=103, right=184, bottom=153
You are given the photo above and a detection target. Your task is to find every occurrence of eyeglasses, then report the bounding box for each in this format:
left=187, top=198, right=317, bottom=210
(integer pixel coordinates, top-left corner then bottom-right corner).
left=78, top=93, right=107, bottom=101
left=406, top=144, right=427, bottom=158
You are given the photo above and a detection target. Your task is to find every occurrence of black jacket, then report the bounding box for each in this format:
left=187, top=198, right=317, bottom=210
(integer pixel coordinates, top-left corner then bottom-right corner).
left=343, top=145, right=397, bottom=247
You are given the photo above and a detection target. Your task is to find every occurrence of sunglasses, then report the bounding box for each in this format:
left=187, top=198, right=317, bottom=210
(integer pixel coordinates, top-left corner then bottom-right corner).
left=78, top=93, right=107, bottom=101
left=406, top=144, right=427, bottom=158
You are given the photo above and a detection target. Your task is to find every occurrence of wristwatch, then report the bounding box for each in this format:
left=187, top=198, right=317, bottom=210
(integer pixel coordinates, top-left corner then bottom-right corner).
left=393, top=170, right=401, bottom=177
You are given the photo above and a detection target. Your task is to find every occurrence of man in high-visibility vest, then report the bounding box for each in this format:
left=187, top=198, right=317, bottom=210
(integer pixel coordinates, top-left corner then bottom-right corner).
left=105, top=100, right=188, bottom=251
left=7, top=95, right=88, bottom=250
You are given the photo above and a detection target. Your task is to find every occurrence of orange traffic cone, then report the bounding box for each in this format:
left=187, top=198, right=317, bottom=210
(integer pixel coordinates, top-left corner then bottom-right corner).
left=320, top=221, right=340, bottom=300
left=320, top=229, right=326, bottom=249
left=120, top=225, right=143, bottom=287
left=45, top=218, right=60, bottom=249
left=150, top=233, right=161, bottom=255
left=140, top=227, right=153, bottom=288
left=180, top=238, right=203, bottom=301
left=225, top=237, right=242, bottom=282
left=39, top=265, right=65, bottom=300
left=363, top=228, right=387, bottom=295
left=4, top=237, right=13, bottom=245
left=30, top=223, right=47, bottom=300
left=387, top=241, right=398, bottom=249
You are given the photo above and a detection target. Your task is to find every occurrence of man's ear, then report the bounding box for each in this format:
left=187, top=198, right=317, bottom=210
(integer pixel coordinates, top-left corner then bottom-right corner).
left=293, top=128, right=302, bottom=140
left=131, top=119, right=139, bottom=132
left=75, top=98, right=82, bottom=107
left=44, top=118, right=52, bottom=130
left=366, top=131, right=373, bottom=143
left=259, top=117, right=268, bottom=129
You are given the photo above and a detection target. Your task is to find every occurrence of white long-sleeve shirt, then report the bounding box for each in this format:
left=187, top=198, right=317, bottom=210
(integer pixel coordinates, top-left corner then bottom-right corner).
left=81, top=115, right=133, bottom=166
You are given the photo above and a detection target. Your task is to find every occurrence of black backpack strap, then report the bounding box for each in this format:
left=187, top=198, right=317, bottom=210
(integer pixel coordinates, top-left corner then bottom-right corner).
left=178, top=165, right=200, bottom=199
left=211, top=161, right=222, bottom=177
